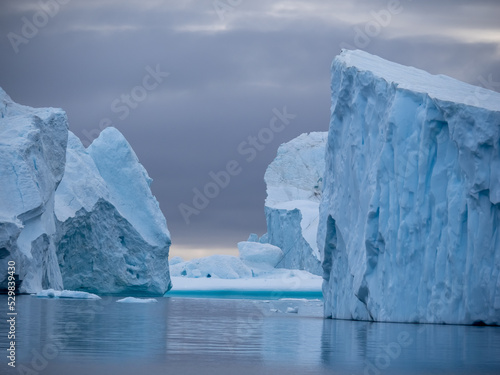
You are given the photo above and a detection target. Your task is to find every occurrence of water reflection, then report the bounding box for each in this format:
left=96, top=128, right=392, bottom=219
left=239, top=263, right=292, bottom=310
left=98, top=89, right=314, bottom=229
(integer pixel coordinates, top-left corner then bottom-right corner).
left=321, top=318, right=500, bottom=374
left=0, top=295, right=499, bottom=375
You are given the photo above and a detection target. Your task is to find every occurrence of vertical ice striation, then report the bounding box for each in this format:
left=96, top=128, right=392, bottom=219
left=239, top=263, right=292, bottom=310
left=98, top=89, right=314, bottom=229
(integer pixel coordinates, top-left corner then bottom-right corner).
left=0, top=88, right=67, bottom=293
left=264, top=132, right=327, bottom=275
left=319, top=50, right=500, bottom=324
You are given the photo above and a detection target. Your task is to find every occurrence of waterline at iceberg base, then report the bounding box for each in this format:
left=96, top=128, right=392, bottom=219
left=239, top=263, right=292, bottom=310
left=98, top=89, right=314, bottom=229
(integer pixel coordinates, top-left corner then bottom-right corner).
left=4, top=295, right=500, bottom=375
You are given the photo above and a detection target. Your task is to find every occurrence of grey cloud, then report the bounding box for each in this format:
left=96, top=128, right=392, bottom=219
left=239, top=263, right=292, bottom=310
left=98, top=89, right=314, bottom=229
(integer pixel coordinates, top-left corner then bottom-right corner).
left=0, top=0, right=498, bottom=254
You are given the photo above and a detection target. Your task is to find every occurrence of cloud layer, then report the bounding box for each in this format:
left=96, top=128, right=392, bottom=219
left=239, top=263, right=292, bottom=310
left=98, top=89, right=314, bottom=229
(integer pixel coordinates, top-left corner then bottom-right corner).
left=1, top=0, right=499, bottom=256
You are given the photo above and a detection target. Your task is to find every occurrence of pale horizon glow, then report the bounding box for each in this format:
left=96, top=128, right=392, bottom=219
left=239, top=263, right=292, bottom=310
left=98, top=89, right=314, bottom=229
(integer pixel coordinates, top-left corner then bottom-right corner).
left=169, top=244, right=239, bottom=261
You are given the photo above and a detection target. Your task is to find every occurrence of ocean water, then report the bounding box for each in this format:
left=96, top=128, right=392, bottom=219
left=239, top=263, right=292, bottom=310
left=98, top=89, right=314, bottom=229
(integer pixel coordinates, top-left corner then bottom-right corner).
left=1, top=294, right=499, bottom=375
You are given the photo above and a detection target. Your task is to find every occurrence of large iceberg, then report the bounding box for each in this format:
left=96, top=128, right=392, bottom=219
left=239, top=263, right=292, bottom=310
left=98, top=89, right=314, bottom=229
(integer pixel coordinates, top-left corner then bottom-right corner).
left=55, top=128, right=171, bottom=296
left=264, top=132, right=327, bottom=275
left=0, top=88, right=67, bottom=293
left=319, top=50, right=500, bottom=325
left=0, top=88, right=171, bottom=295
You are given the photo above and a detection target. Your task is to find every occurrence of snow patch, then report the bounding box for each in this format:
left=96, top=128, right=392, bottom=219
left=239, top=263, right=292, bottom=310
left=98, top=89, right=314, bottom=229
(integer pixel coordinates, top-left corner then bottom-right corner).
left=37, top=289, right=101, bottom=299
left=116, top=297, right=158, bottom=303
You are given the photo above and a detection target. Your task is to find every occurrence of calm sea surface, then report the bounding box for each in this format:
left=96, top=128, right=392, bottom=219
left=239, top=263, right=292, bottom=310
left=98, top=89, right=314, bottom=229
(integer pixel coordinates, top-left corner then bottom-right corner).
left=1, top=294, right=499, bottom=375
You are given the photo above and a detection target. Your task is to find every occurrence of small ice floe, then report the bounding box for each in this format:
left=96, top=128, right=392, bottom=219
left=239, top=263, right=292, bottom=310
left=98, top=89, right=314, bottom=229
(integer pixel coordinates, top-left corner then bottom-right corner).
left=270, top=308, right=280, bottom=313
left=116, top=297, right=158, bottom=303
left=286, top=306, right=299, bottom=314
left=37, top=289, right=101, bottom=300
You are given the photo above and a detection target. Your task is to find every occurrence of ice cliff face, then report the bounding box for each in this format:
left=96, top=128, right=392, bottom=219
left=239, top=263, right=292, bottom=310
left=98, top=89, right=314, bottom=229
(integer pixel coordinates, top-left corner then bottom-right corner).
left=0, top=88, right=67, bottom=293
left=319, top=50, right=500, bottom=325
left=55, top=128, right=171, bottom=296
left=264, top=132, right=327, bottom=275
left=0, top=88, right=171, bottom=295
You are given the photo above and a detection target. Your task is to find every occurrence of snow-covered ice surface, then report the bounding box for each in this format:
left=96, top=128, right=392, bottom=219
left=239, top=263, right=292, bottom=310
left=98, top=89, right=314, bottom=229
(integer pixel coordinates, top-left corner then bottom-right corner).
left=169, top=238, right=322, bottom=299
left=170, top=273, right=321, bottom=291
left=238, top=241, right=284, bottom=268
left=0, top=88, right=67, bottom=293
left=169, top=256, right=185, bottom=265
left=169, top=254, right=253, bottom=279
left=55, top=128, right=171, bottom=296
left=264, top=132, right=327, bottom=275
left=36, top=289, right=101, bottom=299
left=319, top=50, right=500, bottom=325
left=168, top=262, right=322, bottom=300
left=116, top=297, right=158, bottom=303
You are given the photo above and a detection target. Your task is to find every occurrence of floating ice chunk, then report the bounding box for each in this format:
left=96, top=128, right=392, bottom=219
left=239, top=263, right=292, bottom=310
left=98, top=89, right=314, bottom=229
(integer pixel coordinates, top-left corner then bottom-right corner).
left=37, top=289, right=101, bottom=299
left=286, top=306, right=299, bottom=314
left=116, top=297, right=158, bottom=303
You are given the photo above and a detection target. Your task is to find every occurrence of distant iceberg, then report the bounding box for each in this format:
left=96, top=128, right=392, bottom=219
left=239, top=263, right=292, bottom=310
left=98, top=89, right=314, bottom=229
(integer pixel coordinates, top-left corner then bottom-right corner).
left=168, top=240, right=322, bottom=297
left=170, top=254, right=253, bottom=279
left=263, top=132, right=327, bottom=275
left=319, top=50, right=500, bottom=325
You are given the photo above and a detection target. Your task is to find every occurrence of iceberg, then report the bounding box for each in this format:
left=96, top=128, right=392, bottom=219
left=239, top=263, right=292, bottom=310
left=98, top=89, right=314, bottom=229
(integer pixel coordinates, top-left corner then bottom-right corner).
left=237, top=241, right=284, bottom=269
left=264, top=132, right=327, bottom=275
left=170, top=242, right=310, bottom=280
left=0, top=88, right=67, bottom=293
left=170, top=254, right=253, bottom=279
left=36, top=289, right=101, bottom=299
left=169, top=256, right=185, bottom=266
left=116, top=297, right=158, bottom=303
left=55, top=128, right=172, bottom=296
left=0, top=87, right=171, bottom=295
left=168, top=244, right=322, bottom=298
left=319, top=50, right=500, bottom=324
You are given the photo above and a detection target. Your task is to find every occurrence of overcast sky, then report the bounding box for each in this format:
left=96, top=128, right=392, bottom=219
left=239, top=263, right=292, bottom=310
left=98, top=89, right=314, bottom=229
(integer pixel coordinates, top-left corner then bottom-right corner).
left=1, top=0, right=499, bottom=259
